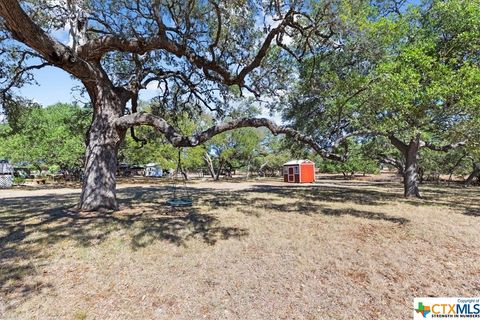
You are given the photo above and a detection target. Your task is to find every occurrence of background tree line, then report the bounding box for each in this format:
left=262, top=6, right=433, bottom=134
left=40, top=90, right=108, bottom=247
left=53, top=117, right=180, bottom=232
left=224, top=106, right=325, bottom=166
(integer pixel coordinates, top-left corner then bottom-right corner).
left=0, top=0, right=479, bottom=210
left=0, top=99, right=476, bottom=185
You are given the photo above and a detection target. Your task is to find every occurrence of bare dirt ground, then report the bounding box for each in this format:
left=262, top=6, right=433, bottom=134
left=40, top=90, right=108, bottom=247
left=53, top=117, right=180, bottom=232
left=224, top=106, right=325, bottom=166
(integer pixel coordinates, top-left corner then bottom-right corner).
left=0, top=176, right=479, bottom=319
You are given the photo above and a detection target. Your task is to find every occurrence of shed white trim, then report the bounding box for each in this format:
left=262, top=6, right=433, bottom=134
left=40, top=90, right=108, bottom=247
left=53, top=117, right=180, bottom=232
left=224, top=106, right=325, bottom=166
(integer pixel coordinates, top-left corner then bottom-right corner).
left=283, top=159, right=314, bottom=166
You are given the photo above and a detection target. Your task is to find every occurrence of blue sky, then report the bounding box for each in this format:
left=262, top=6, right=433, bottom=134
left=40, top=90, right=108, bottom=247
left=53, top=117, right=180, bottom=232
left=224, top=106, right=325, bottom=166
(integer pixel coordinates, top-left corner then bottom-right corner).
left=14, top=26, right=81, bottom=106
left=15, top=25, right=162, bottom=106
left=16, top=64, right=282, bottom=123
left=13, top=0, right=422, bottom=116
left=17, top=66, right=160, bottom=106
left=17, top=66, right=80, bottom=106
left=15, top=8, right=284, bottom=109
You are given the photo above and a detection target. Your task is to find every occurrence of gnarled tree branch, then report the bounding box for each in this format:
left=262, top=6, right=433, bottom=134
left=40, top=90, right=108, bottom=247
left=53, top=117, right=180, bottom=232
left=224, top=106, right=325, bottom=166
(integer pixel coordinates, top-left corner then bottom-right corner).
left=115, top=112, right=345, bottom=161
left=388, top=135, right=408, bottom=154
left=421, top=140, right=466, bottom=152
left=0, top=0, right=94, bottom=79
left=77, top=7, right=294, bottom=87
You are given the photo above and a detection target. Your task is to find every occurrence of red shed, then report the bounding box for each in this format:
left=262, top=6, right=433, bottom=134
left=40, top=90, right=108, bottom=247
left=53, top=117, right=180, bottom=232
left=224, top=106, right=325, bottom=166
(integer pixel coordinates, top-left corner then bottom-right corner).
left=283, top=160, right=316, bottom=183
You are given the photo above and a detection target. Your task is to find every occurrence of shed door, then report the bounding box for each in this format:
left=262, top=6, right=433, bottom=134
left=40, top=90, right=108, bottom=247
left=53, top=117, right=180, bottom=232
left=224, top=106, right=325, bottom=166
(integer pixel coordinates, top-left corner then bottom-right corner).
left=288, top=167, right=295, bottom=182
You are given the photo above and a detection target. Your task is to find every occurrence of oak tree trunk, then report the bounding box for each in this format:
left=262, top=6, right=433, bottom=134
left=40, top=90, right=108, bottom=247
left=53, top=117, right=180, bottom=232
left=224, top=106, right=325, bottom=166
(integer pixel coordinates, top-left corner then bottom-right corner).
left=464, top=162, right=480, bottom=187
left=176, top=150, right=188, bottom=181
left=215, top=159, right=225, bottom=181
left=403, top=138, right=421, bottom=198
left=79, top=84, right=126, bottom=211
left=204, top=152, right=216, bottom=180
left=447, top=154, right=466, bottom=185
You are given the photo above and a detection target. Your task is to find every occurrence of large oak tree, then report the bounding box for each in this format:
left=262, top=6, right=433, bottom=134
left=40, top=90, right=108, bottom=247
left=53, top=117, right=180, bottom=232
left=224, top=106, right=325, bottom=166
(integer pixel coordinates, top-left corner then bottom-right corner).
left=285, top=0, right=480, bottom=197
left=0, top=0, right=347, bottom=210
left=364, top=0, right=479, bottom=197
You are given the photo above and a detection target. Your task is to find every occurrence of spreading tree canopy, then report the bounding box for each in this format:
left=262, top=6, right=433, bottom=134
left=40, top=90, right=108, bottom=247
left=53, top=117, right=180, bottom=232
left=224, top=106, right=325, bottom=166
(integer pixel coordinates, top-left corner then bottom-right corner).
left=362, top=0, right=480, bottom=196
left=284, top=0, right=480, bottom=197
left=0, top=0, right=350, bottom=210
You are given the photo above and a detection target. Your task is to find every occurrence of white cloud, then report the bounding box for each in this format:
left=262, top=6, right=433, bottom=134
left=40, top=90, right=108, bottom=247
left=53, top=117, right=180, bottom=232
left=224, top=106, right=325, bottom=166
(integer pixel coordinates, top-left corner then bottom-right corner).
left=50, top=26, right=71, bottom=45
left=264, top=15, right=282, bottom=29
left=241, top=88, right=256, bottom=98
left=45, top=0, right=71, bottom=44
left=281, top=34, right=293, bottom=45
left=48, top=0, right=66, bottom=5
left=260, top=106, right=283, bottom=124
left=145, top=80, right=163, bottom=91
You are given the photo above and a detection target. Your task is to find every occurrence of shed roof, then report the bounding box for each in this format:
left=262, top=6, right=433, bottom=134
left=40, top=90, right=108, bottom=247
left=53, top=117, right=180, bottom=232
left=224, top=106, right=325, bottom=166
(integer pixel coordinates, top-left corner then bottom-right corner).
left=283, top=160, right=314, bottom=166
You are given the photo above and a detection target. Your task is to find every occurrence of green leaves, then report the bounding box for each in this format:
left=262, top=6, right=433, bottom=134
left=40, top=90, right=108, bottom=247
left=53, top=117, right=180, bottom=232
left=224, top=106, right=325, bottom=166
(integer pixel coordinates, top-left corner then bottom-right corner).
left=283, top=0, right=480, bottom=172
left=362, top=0, right=480, bottom=143
left=207, top=127, right=261, bottom=165
left=119, top=112, right=207, bottom=170
left=316, top=139, right=380, bottom=175
left=0, top=103, right=91, bottom=169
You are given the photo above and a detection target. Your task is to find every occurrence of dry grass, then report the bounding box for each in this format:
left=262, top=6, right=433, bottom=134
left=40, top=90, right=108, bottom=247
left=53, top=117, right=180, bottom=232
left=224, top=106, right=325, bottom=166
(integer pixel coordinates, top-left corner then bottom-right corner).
left=0, top=177, right=479, bottom=319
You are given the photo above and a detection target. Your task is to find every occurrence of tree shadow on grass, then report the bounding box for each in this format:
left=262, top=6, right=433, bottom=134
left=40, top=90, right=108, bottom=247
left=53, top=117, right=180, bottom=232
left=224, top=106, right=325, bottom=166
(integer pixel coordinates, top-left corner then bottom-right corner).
left=245, top=182, right=480, bottom=217
left=321, top=208, right=409, bottom=224
left=0, top=190, right=247, bottom=304
left=247, top=184, right=401, bottom=206
left=131, top=210, right=248, bottom=248
left=462, top=207, right=480, bottom=217
left=1, top=180, right=476, bottom=305
left=138, top=184, right=411, bottom=218
left=125, top=185, right=409, bottom=225
left=236, top=200, right=408, bottom=224
left=402, top=184, right=480, bottom=216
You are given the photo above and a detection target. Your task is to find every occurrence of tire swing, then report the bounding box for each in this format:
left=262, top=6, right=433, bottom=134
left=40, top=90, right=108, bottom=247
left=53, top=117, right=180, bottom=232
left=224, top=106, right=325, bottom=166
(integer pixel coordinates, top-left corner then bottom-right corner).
left=166, top=148, right=193, bottom=207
